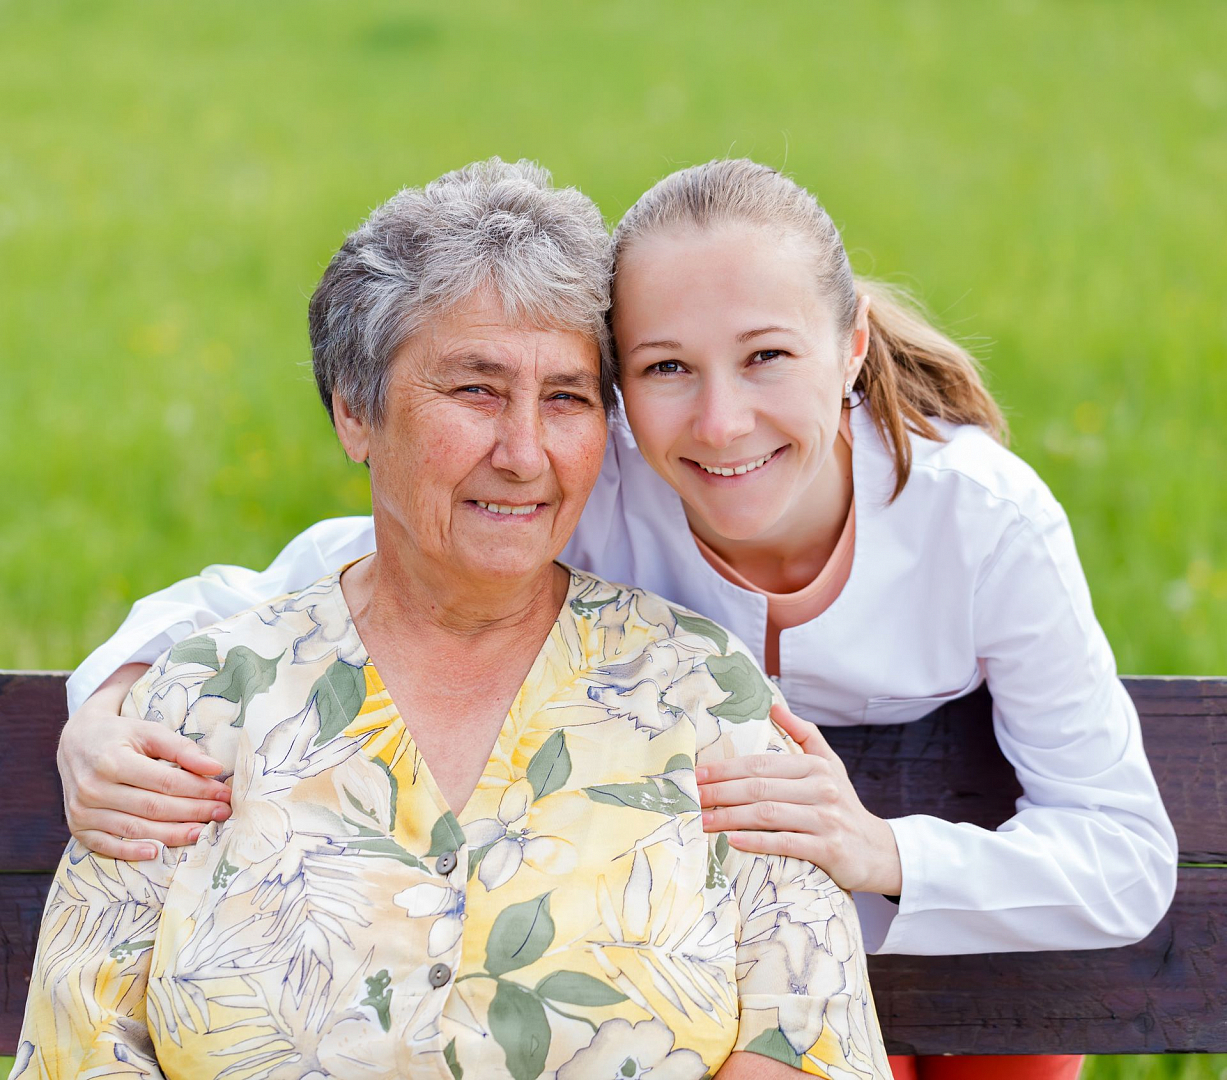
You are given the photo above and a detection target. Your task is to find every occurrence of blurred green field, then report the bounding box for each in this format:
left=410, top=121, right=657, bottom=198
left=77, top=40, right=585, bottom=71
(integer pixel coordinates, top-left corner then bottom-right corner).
left=1, top=0, right=1224, bottom=1076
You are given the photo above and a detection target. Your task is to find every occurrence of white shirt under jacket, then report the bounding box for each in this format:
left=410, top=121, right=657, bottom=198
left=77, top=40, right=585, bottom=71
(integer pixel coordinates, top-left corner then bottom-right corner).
left=68, top=403, right=1177, bottom=957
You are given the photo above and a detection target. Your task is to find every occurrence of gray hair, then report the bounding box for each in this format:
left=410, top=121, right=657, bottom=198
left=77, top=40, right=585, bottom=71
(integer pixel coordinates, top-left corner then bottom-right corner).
left=309, top=157, right=613, bottom=424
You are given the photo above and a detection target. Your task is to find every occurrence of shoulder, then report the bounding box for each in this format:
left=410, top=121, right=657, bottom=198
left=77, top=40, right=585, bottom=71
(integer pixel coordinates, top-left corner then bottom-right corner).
left=854, top=410, right=1069, bottom=579
left=562, top=568, right=793, bottom=759
left=903, top=417, right=1064, bottom=528
left=128, top=571, right=359, bottom=766
left=563, top=565, right=749, bottom=663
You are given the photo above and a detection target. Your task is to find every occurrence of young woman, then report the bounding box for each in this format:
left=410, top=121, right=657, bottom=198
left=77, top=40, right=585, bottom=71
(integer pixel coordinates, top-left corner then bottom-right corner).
left=59, top=160, right=1176, bottom=1079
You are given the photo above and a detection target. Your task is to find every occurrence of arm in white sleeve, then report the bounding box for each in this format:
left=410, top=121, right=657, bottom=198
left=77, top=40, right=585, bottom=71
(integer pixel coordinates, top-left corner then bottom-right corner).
left=66, top=515, right=376, bottom=714
left=879, top=504, right=1178, bottom=955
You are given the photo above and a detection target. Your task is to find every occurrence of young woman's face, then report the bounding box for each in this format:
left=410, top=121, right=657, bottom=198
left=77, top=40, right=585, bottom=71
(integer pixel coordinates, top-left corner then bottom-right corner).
left=614, top=224, right=865, bottom=544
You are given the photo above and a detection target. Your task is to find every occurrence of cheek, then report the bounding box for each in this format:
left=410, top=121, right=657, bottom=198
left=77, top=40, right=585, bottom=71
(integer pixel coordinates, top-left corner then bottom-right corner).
left=764, top=377, right=842, bottom=449
left=621, top=390, right=688, bottom=466
left=417, top=430, right=476, bottom=478
left=555, top=416, right=607, bottom=496
left=370, top=414, right=487, bottom=499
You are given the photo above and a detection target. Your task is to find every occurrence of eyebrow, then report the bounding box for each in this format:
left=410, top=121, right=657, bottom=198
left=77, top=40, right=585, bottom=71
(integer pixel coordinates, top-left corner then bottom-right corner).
left=547, top=370, right=603, bottom=392
left=451, top=356, right=514, bottom=378
left=627, top=327, right=802, bottom=356
left=448, top=354, right=601, bottom=393
left=626, top=339, right=682, bottom=356
left=736, top=325, right=800, bottom=343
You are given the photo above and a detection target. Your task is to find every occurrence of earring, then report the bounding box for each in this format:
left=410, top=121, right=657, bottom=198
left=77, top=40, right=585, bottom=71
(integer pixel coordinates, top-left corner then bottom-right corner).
left=844, top=380, right=853, bottom=398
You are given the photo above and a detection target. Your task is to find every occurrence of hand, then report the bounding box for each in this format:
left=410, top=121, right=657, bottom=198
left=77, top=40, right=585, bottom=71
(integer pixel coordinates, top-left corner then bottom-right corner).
left=696, top=703, right=903, bottom=896
left=58, top=663, right=233, bottom=860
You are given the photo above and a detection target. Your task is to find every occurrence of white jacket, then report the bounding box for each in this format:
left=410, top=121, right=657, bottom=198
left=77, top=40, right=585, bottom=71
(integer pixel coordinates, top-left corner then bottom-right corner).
left=68, top=404, right=1177, bottom=956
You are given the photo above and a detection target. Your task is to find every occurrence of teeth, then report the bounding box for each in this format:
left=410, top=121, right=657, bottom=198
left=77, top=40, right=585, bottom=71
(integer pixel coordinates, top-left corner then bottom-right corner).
left=699, top=451, right=774, bottom=477
left=476, top=501, right=538, bottom=516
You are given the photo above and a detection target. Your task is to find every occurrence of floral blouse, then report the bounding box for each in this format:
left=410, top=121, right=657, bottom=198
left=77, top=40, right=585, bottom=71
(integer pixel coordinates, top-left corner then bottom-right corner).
left=14, top=567, right=889, bottom=1080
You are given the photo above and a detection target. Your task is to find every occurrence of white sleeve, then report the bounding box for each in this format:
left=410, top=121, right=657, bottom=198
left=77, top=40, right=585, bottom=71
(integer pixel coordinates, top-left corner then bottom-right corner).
left=65, top=515, right=376, bottom=714
left=878, top=505, right=1178, bottom=955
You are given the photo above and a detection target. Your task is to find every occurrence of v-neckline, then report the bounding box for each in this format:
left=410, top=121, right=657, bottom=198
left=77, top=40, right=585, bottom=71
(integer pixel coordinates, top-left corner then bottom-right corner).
left=321, top=561, right=577, bottom=823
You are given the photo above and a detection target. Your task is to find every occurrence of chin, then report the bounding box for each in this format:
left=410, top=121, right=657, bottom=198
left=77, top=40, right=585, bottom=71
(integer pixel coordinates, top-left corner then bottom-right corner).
left=460, top=548, right=555, bottom=582
left=696, top=503, right=782, bottom=543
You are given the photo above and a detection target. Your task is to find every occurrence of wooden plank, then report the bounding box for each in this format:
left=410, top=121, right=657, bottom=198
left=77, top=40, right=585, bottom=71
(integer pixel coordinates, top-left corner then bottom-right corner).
left=0, top=874, right=54, bottom=1054
left=3, top=674, right=1224, bottom=870
left=3, top=868, right=1223, bottom=1056
left=1120, top=679, right=1227, bottom=864
left=0, top=673, right=71, bottom=868
left=1, top=672, right=1225, bottom=1056
left=870, top=868, right=1227, bottom=1056
left=823, top=680, right=1227, bottom=864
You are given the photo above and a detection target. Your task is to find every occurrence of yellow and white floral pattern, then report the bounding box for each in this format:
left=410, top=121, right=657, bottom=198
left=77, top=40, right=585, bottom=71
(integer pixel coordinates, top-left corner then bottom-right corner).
left=13, top=567, right=889, bottom=1080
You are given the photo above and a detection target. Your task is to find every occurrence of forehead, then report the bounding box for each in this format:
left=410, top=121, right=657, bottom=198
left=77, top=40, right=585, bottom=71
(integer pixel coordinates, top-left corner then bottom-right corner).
left=615, top=225, right=836, bottom=335
left=399, top=293, right=601, bottom=380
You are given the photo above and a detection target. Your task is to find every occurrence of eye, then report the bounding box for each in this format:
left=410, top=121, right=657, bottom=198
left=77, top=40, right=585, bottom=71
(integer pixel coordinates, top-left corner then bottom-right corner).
left=456, top=385, right=492, bottom=396
left=750, top=349, right=785, bottom=364
left=646, top=360, right=685, bottom=375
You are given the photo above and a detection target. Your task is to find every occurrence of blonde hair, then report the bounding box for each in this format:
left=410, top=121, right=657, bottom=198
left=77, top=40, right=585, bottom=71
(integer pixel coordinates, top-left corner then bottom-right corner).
left=611, top=159, right=1007, bottom=498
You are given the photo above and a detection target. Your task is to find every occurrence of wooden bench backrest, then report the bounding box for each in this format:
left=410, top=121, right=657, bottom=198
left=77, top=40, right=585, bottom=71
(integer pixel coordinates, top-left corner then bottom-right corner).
left=0, top=672, right=1223, bottom=1056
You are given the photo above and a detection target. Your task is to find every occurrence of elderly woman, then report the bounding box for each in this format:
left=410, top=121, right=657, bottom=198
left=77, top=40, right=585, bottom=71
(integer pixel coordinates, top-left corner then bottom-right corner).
left=14, top=160, right=889, bottom=1080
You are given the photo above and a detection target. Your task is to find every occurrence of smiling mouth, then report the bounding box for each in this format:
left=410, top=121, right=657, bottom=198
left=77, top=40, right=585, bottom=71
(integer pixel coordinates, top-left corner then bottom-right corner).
left=471, top=500, right=542, bottom=517
left=686, top=447, right=786, bottom=479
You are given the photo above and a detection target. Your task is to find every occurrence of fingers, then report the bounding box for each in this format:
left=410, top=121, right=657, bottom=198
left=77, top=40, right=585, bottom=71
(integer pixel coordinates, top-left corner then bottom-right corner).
left=702, top=801, right=816, bottom=834
left=696, top=754, right=814, bottom=785
left=73, top=831, right=159, bottom=862
left=724, top=829, right=820, bottom=864
left=85, top=779, right=232, bottom=826
left=136, top=725, right=225, bottom=777
left=72, top=809, right=207, bottom=853
left=698, top=774, right=833, bottom=810
left=769, top=703, right=834, bottom=759
left=119, top=754, right=232, bottom=807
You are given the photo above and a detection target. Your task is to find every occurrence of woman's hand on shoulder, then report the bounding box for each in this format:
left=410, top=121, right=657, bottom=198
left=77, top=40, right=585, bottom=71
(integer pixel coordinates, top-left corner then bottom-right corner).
left=696, top=703, right=903, bottom=896
left=58, top=663, right=233, bottom=860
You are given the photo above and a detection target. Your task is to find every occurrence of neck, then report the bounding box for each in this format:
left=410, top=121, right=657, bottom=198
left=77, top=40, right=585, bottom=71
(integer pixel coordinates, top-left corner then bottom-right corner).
left=688, top=429, right=853, bottom=593
left=342, top=523, right=568, bottom=646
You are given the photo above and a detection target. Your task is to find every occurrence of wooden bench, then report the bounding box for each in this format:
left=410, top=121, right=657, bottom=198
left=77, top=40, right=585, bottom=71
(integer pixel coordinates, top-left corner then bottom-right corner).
left=1, top=671, right=1223, bottom=1057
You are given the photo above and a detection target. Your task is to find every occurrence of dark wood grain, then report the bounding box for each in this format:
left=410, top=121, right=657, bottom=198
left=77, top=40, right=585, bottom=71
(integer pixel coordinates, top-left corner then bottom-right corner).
left=0, top=874, right=57, bottom=1053
left=4, top=674, right=1224, bottom=869
left=1, top=672, right=1225, bottom=1056
left=0, top=673, right=72, bottom=868
left=870, top=868, right=1227, bottom=1056
left=824, top=680, right=1227, bottom=864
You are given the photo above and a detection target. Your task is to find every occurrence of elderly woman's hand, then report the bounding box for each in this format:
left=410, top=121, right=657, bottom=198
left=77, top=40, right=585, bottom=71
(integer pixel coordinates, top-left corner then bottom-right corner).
left=697, top=703, right=903, bottom=896
left=58, top=663, right=232, bottom=860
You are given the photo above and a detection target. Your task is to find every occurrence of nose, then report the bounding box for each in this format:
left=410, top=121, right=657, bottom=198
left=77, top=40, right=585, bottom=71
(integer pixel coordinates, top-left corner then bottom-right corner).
left=691, top=375, right=756, bottom=449
left=489, top=398, right=549, bottom=480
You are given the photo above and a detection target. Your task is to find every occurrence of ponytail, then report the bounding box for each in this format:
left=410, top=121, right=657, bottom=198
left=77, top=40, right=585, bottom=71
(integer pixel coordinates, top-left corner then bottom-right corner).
left=854, top=279, right=1007, bottom=499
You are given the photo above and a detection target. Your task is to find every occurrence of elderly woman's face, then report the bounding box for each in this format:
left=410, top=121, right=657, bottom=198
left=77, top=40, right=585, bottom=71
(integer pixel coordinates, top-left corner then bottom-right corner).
left=336, top=293, right=606, bottom=586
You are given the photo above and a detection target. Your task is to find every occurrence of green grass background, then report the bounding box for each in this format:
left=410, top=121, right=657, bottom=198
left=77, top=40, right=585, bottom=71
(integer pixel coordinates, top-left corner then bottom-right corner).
left=0, top=0, right=1223, bottom=1075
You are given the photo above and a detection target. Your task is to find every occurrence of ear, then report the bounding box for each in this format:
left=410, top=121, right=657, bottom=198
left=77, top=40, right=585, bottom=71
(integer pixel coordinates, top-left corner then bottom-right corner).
left=846, top=293, right=871, bottom=386
left=332, top=389, right=370, bottom=465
